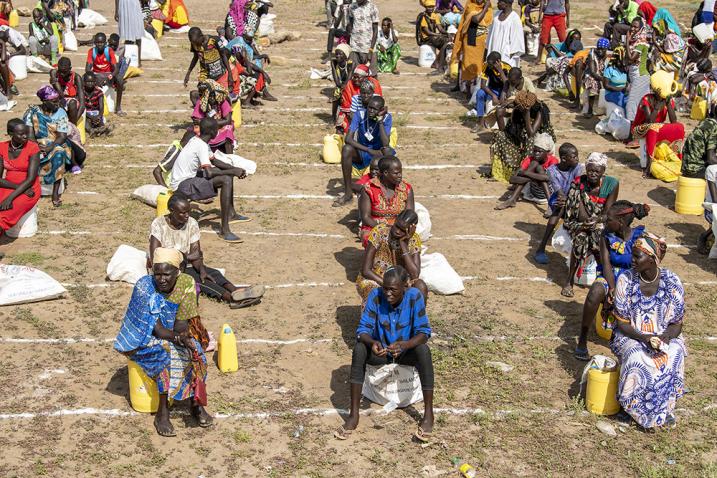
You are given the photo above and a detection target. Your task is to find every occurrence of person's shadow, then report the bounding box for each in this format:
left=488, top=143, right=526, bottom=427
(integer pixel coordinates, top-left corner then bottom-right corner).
left=106, top=365, right=132, bottom=408
left=336, top=305, right=361, bottom=347
left=665, top=221, right=713, bottom=271
left=334, top=247, right=362, bottom=281
left=544, top=299, right=586, bottom=400
left=647, top=185, right=676, bottom=210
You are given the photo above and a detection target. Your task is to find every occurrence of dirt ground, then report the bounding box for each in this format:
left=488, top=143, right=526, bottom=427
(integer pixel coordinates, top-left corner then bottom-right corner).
left=0, top=0, right=716, bottom=476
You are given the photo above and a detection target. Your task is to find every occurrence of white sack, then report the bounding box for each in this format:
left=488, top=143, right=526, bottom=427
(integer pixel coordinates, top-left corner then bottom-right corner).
left=419, top=252, right=464, bottom=295
left=0, top=264, right=66, bottom=306
left=8, top=55, right=27, bottom=80
left=141, top=32, right=163, bottom=61
left=607, top=109, right=630, bottom=141
left=551, top=225, right=572, bottom=256
left=418, top=44, right=436, bottom=68
left=77, top=9, right=108, bottom=27
left=414, top=201, right=432, bottom=242
left=213, top=151, right=257, bottom=174
left=26, top=56, right=53, bottom=73
left=131, top=184, right=168, bottom=207
left=106, top=245, right=148, bottom=285
left=63, top=29, right=78, bottom=51
left=361, top=363, right=423, bottom=408
left=5, top=205, right=38, bottom=238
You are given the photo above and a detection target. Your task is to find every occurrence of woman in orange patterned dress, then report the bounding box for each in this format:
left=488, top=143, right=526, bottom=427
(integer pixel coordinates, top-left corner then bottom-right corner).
left=358, top=156, right=415, bottom=246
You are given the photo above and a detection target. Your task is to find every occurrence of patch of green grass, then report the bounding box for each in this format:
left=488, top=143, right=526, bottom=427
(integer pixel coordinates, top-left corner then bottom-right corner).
left=233, top=430, right=252, bottom=444
left=393, top=112, right=410, bottom=127
left=8, top=251, right=47, bottom=266
left=289, top=78, right=313, bottom=90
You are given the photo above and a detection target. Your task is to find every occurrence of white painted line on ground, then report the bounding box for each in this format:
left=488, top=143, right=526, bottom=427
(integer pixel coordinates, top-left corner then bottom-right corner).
left=199, top=230, right=345, bottom=239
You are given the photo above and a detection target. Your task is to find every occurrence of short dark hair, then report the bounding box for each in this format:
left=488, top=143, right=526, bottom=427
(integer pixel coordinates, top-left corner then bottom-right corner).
left=7, top=118, right=24, bottom=135
left=168, top=193, right=190, bottom=210
left=378, top=155, right=400, bottom=173
left=58, top=57, right=71, bottom=68
left=199, top=117, right=218, bottom=136
left=487, top=51, right=502, bottom=63
left=396, top=209, right=418, bottom=226
left=558, top=142, right=578, bottom=156
left=384, top=265, right=409, bottom=284
left=94, top=32, right=107, bottom=41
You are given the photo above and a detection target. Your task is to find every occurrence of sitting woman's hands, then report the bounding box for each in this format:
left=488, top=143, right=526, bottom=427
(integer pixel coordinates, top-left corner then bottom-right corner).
left=372, top=341, right=387, bottom=357
left=0, top=198, right=13, bottom=211
left=386, top=341, right=408, bottom=356
left=177, top=332, right=196, bottom=350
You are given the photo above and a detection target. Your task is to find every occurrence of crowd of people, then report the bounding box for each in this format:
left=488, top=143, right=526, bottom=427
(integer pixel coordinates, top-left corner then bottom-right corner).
left=0, top=0, right=709, bottom=440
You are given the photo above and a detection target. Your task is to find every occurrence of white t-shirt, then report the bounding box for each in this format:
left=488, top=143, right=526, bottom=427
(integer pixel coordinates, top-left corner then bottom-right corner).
left=4, top=27, right=29, bottom=49
left=705, top=164, right=717, bottom=203
left=169, top=136, right=212, bottom=191
left=150, top=216, right=201, bottom=255
left=377, top=29, right=397, bottom=49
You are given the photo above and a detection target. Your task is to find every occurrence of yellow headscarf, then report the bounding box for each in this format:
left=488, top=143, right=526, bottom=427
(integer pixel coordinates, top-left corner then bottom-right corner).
left=153, top=247, right=183, bottom=269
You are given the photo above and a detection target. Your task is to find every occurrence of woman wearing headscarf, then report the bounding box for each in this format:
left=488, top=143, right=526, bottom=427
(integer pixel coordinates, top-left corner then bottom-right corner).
left=451, top=0, right=492, bottom=94
left=225, top=0, right=249, bottom=38
left=331, top=43, right=354, bottom=122
left=489, top=90, right=555, bottom=183
left=114, top=247, right=213, bottom=437
left=611, top=232, right=686, bottom=430
left=190, top=79, right=235, bottom=153
left=561, top=152, right=619, bottom=297
left=577, top=37, right=609, bottom=116
left=23, top=85, right=85, bottom=207
left=624, top=17, right=651, bottom=124
left=535, top=28, right=583, bottom=93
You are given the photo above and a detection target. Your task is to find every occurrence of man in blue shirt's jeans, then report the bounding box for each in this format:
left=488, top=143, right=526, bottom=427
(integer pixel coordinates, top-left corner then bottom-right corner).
left=334, top=266, right=434, bottom=442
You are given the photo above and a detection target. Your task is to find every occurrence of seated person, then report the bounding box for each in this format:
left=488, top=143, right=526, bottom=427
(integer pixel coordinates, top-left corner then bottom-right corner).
left=330, top=43, right=354, bottom=122
left=473, top=51, right=510, bottom=130
left=336, top=64, right=382, bottom=133
left=108, top=33, right=133, bottom=81
left=86, top=32, right=125, bottom=115
left=603, top=0, right=639, bottom=46
left=535, top=29, right=583, bottom=92
left=186, top=27, right=236, bottom=99
left=612, top=233, right=686, bottom=430
left=168, top=117, right=248, bottom=243
left=114, top=247, right=213, bottom=437
left=495, top=132, right=558, bottom=210
left=149, top=194, right=265, bottom=308
left=28, top=8, right=59, bottom=65
left=334, top=96, right=392, bottom=207
left=601, top=47, right=628, bottom=110
left=158, top=0, right=190, bottom=30
left=573, top=200, right=649, bottom=360
left=187, top=79, right=235, bottom=154
left=356, top=208, right=426, bottom=304
left=355, top=156, right=380, bottom=223
left=573, top=37, right=609, bottom=116
left=0, top=25, right=28, bottom=97
left=534, top=142, right=582, bottom=264
left=436, top=0, right=464, bottom=26
left=82, top=72, right=113, bottom=137
left=0, top=118, right=41, bottom=236
left=335, top=265, right=434, bottom=442
left=228, top=30, right=277, bottom=104
left=376, top=17, right=400, bottom=74
left=358, top=155, right=414, bottom=245
left=416, top=0, right=448, bottom=70
left=490, top=67, right=537, bottom=126
left=50, top=57, right=84, bottom=125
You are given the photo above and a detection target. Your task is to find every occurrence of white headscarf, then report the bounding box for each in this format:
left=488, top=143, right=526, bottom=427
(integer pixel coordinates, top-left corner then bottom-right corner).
left=586, top=152, right=609, bottom=169
left=533, top=132, right=555, bottom=154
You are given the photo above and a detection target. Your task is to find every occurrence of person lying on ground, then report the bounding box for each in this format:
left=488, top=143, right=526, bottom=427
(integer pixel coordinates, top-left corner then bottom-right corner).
left=416, top=0, right=449, bottom=70
left=0, top=118, right=40, bottom=236
left=358, top=155, right=414, bottom=245
left=23, top=85, right=86, bottom=206
left=114, top=247, right=213, bottom=437
left=534, top=142, right=582, bottom=264
left=50, top=57, right=84, bottom=125
left=611, top=233, right=686, bottom=430
left=335, top=265, right=434, bottom=442
left=336, top=64, right=382, bottom=133
left=330, top=43, right=354, bottom=122
left=86, top=32, right=125, bottom=115
left=168, top=117, right=249, bottom=243
left=28, top=8, right=59, bottom=65
left=495, top=132, right=557, bottom=210
left=82, top=72, right=113, bottom=137
left=356, top=208, right=426, bottom=304
left=186, top=79, right=235, bottom=154
left=149, top=194, right=265, bottom=308
left=561, top=152, right=619, bottom=297
left=334, top=95, right=392, bottom=207
left=472, top=51, right=509, bottom=131
left=376, top=17, right=400, bottom=74
left=574, top=201, right=650, bottom=360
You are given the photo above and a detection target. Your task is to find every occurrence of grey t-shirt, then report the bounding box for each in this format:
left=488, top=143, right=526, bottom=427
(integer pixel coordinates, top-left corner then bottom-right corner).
left=544, top=0, right=566, bottom=15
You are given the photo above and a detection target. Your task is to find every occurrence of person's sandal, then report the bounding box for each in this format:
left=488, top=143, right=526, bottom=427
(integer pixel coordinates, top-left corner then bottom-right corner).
left=334, top=425, right=353, bottom=440
left=229, top=297, right=262, bottom=309
left=231, top=285, right=265, bottom=302
left=534, top=251, right=549, bottom=265
left=71, top=165, right=82, bottom=175
left=413, top=427, right=432, bottom=443
left=574, top=346, right=590, bottom=361
left=221, top=232, right=244, bottom=243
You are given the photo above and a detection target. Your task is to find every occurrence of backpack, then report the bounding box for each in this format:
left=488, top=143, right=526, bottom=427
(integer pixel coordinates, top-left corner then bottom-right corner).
left=415, top=12, right=428, bottom=46
left=92, top=46, right=111, bottom=63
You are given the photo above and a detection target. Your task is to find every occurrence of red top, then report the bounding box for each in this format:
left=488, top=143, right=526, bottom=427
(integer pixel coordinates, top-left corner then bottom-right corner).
left=340, top=77, right=383, bottom=112
left=355, top=173, right=373, bottom=187
left=632, top=93, right=674, bottom=132
left=58, top=71, right=78, bottom=97
left=87, top=47, right=117, bottom=73
left=0, top=140, right=41, bottom=230
left=520, top=153, right=559, bottom=170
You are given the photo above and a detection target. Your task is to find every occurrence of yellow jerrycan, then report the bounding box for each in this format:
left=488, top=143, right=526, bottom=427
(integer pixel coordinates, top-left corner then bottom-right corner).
left=232, top=100, right=242, bottom=129
left=217, top=323, right=239, bottom=372
left=9, top=9, right=19, bottom=28
left=127, top=360, right=159, bottom=413
left=675, top=176, right=706, bottom=215
left=595, top=303, right=613, bottom=341
left=77, top=114, right=86, bottom=145
left=156, top=190, right=172, bottom=217
left=322, top=134, right=343, bottom=164
left=650, top=70, right=679, bottom=99
left=586, top=366, right=620, bottom=415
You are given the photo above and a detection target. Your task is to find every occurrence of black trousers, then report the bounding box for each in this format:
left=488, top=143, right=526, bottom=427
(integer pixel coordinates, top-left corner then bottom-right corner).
left=349, top=341, right=434, bottom=391
left=184, top=265, right=232, bottom=301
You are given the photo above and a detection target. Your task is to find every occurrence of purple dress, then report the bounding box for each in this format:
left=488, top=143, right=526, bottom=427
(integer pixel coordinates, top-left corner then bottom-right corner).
left=191, top=100, right=236, bottom=148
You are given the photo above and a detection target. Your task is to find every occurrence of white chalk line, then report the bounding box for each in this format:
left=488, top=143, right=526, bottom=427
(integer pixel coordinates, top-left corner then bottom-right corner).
left=0, top=337, right=331, bottom=345
left=110, top=162, right=482, bottom=171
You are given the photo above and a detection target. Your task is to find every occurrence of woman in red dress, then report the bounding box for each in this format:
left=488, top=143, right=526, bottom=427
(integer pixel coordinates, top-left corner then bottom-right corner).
left=358, top=156, right=415, bottom=247
left=0, top=118, right=41, bottom=235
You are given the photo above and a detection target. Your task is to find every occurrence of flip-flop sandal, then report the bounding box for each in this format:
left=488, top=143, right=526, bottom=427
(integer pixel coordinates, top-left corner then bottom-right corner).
left=561, top=288, right=575, bottom=298
left=229, top=297, right=262, bottom=309
left=332, top=196, right=352, bottom=207
left=154, top=421, right=176, bottom=437
left=52, top=200, right=63, bottom=208
left=413, top=427, right=432, bottom=443
left=231, top=285, right=265, bottom=302
left=333, top=425, right=353, bottom=440
left=221, top=232, right=244, bottom=243
left=534, top=252, right=549, bottom=265
left=229, top=215, right=252, bottom=224
left=574, top=347, right=590, bottom=361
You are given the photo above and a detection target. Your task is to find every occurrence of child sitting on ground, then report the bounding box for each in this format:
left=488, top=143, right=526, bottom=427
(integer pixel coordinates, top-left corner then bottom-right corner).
left=495, top=132, right=558, bottom=210
left=82, top=72, right=113, bottom=137
left=533, top=142, right=584, bottom=264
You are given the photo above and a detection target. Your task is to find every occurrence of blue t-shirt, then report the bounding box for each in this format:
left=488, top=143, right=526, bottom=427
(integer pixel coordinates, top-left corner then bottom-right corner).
left=349, top=109, right=392, bottom=151
left=356, top=287, right=431, bottom=355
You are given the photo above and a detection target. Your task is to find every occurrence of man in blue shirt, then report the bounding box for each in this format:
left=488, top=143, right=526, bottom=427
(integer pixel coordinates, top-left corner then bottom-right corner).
left=334, top=266, right=435, bottom=442
left=333, top=95, right=393, bottom=206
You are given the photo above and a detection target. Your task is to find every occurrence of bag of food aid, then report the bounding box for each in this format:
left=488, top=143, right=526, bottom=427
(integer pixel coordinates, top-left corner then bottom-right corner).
left=213, top=151, right=257, bottom=174
left=0, top=264, right=67, bottom=306
left=5, top=205, right=38, bottom=238
left=567, top=254, right=597, bottom=286
left=650, top=143, right=682, bottom=183
left=420, top=252, right=464, bottom=294
left=418, top=44, right=436, bottom=68
left=8, top=55, right=27, bottom=80
left=26, top=56, right=53, bottom=73
left=526, top=33, right=539, bottom=57
left=141, top=32, right=163, bottom=61
left=131, top=184, right=169, bottom=207
left=607, top=109, right=630, bottom=141
left=106, top=245, right=148, bottom=285
left=362, top=363, right=423, bottom=408
left=63, top=29, right=78, bottom=51
left=257, top=13, right=276, bottom=37
left=414, top=202, right=432, bottom=242
left=124, top=44, right=140, bottom=68
left=102, top=85, right=116, bottom=112
left=77, top=9, right=108, bottom=27
left=551, top=225, right=572, bottom=256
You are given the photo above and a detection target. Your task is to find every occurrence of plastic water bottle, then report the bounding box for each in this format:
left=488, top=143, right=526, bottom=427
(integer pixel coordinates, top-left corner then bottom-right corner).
left=217, top=324, right=238, bottom=372
left=458, top=463, right=477, bottom=478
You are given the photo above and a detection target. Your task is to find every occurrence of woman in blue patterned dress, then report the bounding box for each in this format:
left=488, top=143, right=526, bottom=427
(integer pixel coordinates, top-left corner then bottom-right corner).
left=611, top=232, right=686, bottom=429
left=574, top=200, right=650, bottom=361
left=114, top=248, right=213, bottom=437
